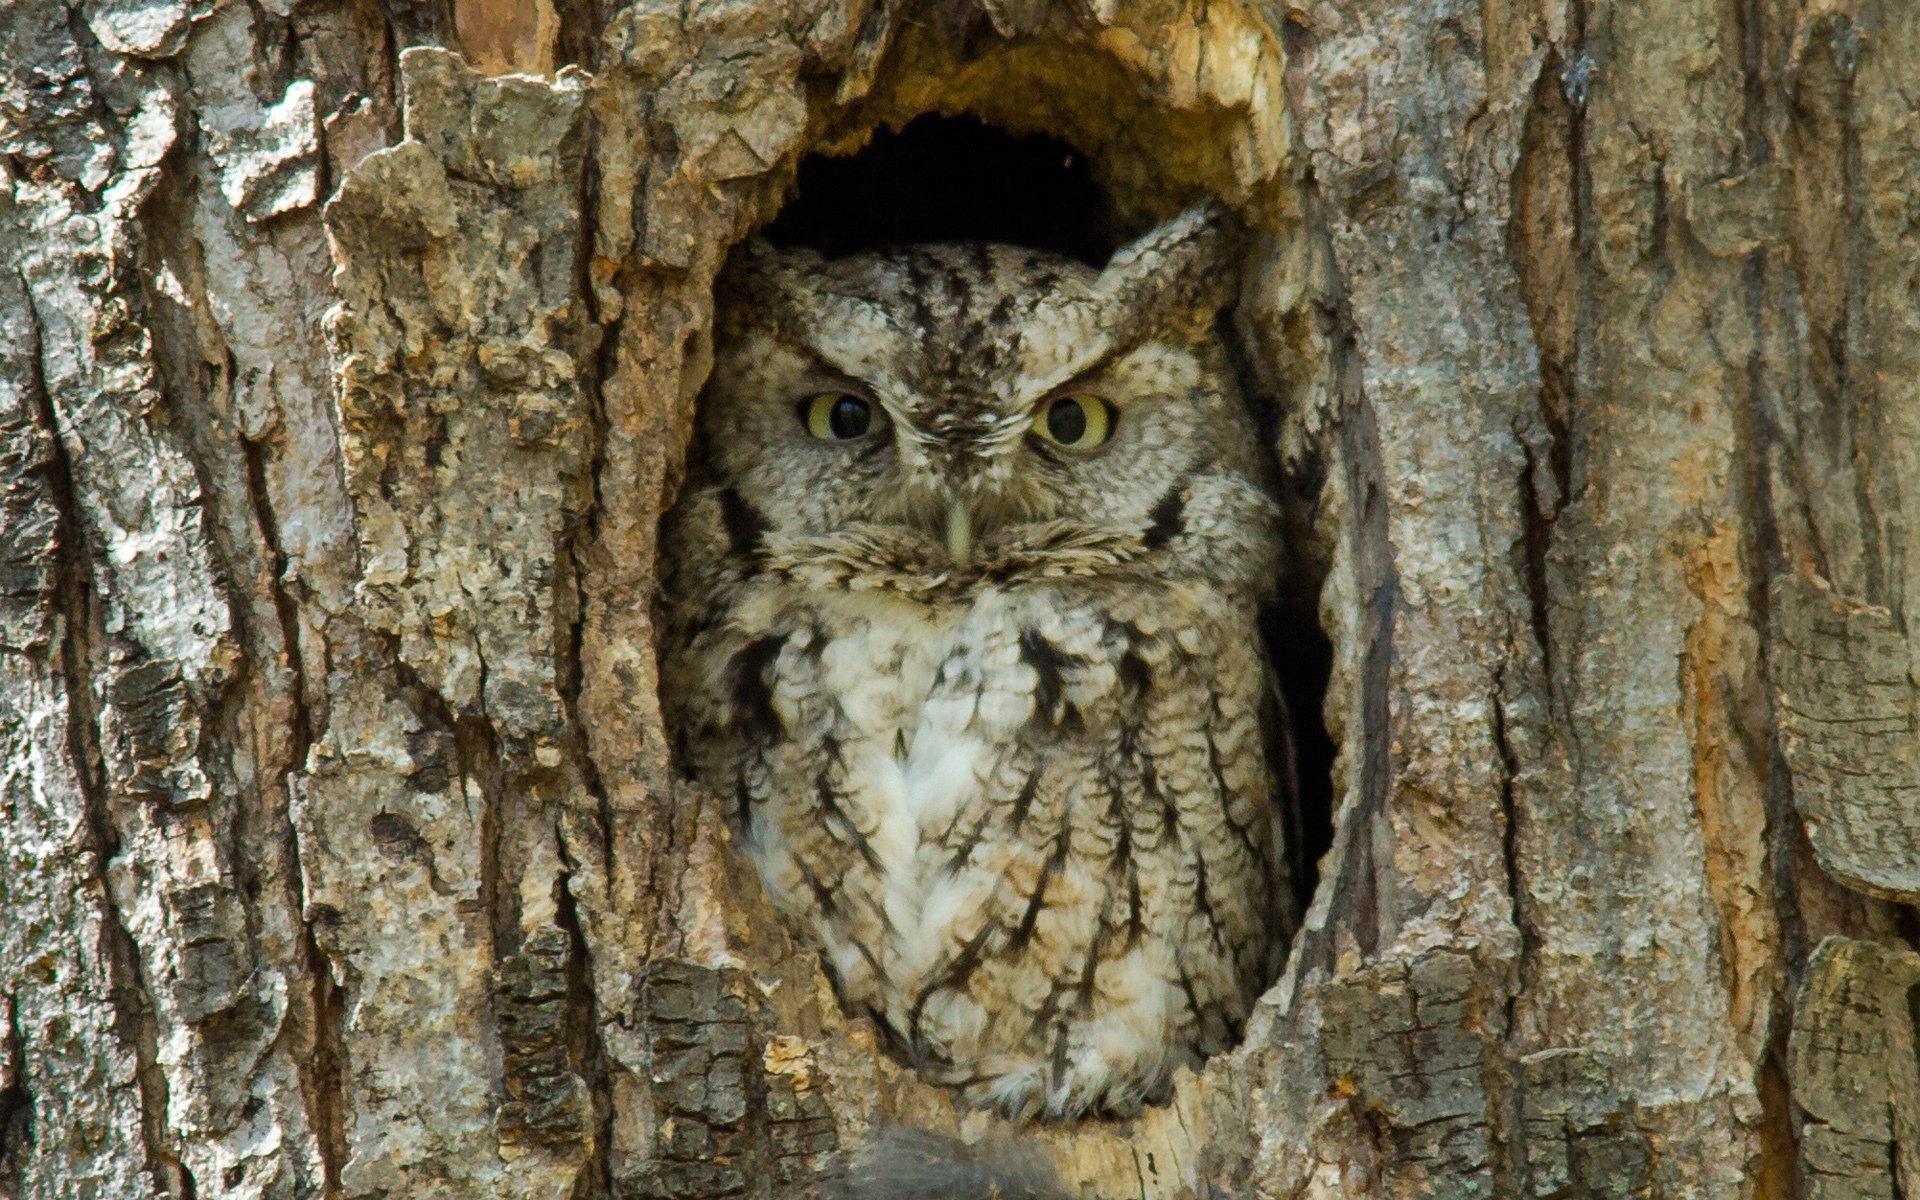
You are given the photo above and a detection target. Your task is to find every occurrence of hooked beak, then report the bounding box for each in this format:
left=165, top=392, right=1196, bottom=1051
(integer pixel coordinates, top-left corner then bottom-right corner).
left=946, top=499, right=973, bottom=565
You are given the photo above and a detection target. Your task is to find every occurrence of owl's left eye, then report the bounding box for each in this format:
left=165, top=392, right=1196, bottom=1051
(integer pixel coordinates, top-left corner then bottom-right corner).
left=1032, top=395, right=1115, bottom=450
left=799, top=393, right=875, bottom=440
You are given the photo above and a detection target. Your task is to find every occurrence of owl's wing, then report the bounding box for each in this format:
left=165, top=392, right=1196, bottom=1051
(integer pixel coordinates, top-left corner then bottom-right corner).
left=697, top=604, right=909, bottom=1014
left=659, top=483, right=915, bottom=1013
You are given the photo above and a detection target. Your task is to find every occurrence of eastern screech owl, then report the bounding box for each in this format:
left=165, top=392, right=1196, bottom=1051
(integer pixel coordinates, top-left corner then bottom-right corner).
left=659, top=204, right=1295, bottom=1120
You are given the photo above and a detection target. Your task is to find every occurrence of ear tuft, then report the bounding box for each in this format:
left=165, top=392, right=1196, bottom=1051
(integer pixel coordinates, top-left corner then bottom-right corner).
left=1095, top=200, right=1242, bottom=336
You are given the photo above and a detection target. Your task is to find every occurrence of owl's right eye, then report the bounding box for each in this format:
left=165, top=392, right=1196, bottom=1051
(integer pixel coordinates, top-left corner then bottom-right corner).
left=799, top=393, right=875, bottom=440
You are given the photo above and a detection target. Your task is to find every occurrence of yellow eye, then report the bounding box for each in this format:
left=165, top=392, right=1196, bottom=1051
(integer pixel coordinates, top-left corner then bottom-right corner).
left=799, top=393, right=875, bottom=440
left=1032, top=395, right=1115, bottom=450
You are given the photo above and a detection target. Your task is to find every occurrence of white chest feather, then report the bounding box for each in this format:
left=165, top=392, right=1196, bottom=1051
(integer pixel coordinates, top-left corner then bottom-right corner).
left=789, top=590, right=1040, bottom=937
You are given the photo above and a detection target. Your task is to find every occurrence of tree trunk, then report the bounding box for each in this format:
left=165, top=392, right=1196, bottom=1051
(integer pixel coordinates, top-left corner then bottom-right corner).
left=3, top=0, right=1917, bottom=1196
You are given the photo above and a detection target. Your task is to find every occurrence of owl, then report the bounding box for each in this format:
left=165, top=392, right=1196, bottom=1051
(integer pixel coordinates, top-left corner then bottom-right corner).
left=658, top=204, right=1295, bottom=1120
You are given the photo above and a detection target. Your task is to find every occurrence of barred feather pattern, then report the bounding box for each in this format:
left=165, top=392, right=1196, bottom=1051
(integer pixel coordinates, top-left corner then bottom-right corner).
left=659, top=211, right=1295, bottom=1120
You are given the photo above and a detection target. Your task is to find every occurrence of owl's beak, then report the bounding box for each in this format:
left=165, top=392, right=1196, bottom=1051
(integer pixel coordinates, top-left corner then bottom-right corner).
left=945, top=499, right=973, bottom=565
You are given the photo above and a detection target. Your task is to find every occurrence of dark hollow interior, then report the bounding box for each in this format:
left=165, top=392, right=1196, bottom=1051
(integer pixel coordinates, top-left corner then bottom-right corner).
left=762, top=112, right=1338, bottom=922
left=763, top=116, right=1114, bottom=262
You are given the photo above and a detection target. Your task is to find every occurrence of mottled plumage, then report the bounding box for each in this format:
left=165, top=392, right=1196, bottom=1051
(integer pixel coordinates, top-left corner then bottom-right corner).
left=659, top=206, right=1294, bottom=1120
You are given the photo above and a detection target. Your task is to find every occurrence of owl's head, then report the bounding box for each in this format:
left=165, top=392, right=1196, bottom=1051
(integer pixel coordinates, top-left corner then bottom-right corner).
left=688, top=204, right=1280, bottom=595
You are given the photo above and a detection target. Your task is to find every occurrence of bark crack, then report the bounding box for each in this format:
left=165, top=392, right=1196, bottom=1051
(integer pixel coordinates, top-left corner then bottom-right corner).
left=1488, top=667, right=1538, bottom=977
left=1488, top=659, right=1538, bottom=1200
left=387, top=643, right=517, bottom=956
left=553, top=832, right=613, bottom=1198
left=1515, top=440, right=1565, bottom=680
left=236, top=431, right=347, bottom=1186
left=573, top=118, right=620, bottom=894
left=1729, top=5, right=1804, bottom=1192
left=1318, top=193, right=1399, bottom=969
left=0, top=992, right=32, bottom=1175
left=21, top=274, right=193, bottom=1198
left=1508, top=45, right=1585, bottom=698
left=556, top=121, right=618, bottom=1195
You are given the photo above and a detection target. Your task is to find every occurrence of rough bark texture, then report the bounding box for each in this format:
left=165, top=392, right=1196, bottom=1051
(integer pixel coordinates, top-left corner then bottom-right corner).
left=2, top=0, right=1919, bottom=1197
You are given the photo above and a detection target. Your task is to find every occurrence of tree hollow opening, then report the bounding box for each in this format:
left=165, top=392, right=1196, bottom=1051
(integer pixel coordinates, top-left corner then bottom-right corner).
left=663, top=102, right=1339, bottom=1128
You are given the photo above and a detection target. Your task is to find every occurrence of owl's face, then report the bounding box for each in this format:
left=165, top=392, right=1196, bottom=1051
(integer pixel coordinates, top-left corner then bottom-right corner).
left=687, top=206, right=1278, bottom=592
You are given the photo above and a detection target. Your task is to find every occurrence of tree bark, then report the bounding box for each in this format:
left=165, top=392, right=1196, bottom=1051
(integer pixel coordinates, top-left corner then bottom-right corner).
left=2, top=0, right=1917, bottom=1197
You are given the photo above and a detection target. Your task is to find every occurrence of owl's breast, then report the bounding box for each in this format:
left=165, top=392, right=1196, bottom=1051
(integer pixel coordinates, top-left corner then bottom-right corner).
left=735, top=585, right=1113, bottom=937
left=690, top=575, right=1282, bottom=1118
left=789, top=588, right=1059, bottom=869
